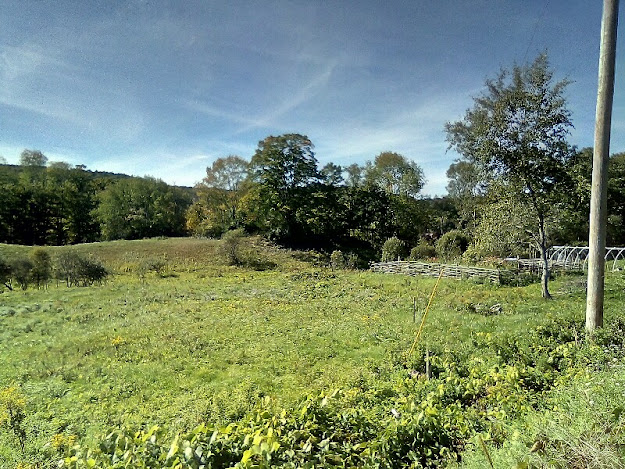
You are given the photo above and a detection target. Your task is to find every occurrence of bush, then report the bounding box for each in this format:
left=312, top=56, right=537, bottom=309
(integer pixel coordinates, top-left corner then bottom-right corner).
left=30, top=248, right=52, bottom=288
left=62, top=390, right=468, bottom=469
left=220, top=229, right=246, bottom=266
left=55, top=251, right=81, bottom=286
left=0, top=256, right=11, bottom=291
left=55, top=251, right=108, bottom=287
left=330, top=250, right=346, bottom=269
left=435, top=230, right=470, bottom=261
left=381, top=237, right=407, bottom=262
left=499, top=270, right=541, bottom=287
left=345, top=252, right=360, bottom=270
left=9, top=257, right=33, bottom=290
left=82, top=258, right=108, bottom=285
left=409, top=239, right=436, bottom=260
left=136, top=257, right=168, bottom=279
left=461, top=244, right=480, bottom=263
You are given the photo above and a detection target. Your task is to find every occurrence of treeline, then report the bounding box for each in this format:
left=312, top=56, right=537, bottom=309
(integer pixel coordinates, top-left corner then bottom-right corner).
left=185, top=133, right=625, bottom=265
left=1, top=144, right=450, bottom=263
left=0, top=150, right=191, bottom=245
left=446, top=148, right=625, bottom=257
left=186, top=134, right=451, bottom=261
left=3, top=142, right=625, bottom=266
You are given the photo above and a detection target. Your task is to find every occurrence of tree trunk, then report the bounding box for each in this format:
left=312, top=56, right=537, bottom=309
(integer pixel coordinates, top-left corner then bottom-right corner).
left=539, top=244, right=551, bottom=299
left=538, top=218, right=552, bottom=299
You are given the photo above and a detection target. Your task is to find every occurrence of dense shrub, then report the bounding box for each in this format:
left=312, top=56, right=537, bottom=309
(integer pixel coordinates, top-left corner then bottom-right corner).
left=0, top=256, right=11, bottom=291
left=30, top=248, right=52, bottom=288
left=55, top=251, right=83, bottom=286
left=54, top=251, right=108, bottom=287
left=81, top=259, right=108, bottom=285
left=499, top=270, right=541, bottom=287
left=381, top=236, right=407, bottom=262
left=409, top=239, right=436, bottom=260
left=330, top=250, right=346, bottom=269
left=435, top=230, right=470, bottom=261
left=460, top=244, right=480, bottom=263
left=220, top=229, right=246, bottom=266
left=9, top=257, right=33, bottom=290
left=345, top=252, right=360, bottom=269
left=62, top=390, right=470, bottom=469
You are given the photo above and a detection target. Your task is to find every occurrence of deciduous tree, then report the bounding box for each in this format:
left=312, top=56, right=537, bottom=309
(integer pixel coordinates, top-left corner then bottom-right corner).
left=187, top=156, right=250, bottom=237
left=321, top=162, right=344, bottom=186
left=345, top=163, right=365, bottom=187
left=445, top=53, right=574, bottom=298
left=365, top=151, right=425, bottom=199
left=19, top=149, right=47, bottom=167
left=96, top=177, right=191, bottom=240
left=250, top=134, right=321, bottom=242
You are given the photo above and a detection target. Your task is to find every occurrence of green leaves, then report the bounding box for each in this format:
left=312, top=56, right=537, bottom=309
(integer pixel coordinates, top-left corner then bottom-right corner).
left=365, top=151, right=425, bottom=199
left=96, top=177, right=191, bottom=241
left=445, top=53, right=575, bottom=297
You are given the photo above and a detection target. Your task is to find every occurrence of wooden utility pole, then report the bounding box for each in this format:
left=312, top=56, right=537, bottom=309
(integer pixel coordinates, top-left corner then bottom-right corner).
left=586, top=0, right=620, bottom=332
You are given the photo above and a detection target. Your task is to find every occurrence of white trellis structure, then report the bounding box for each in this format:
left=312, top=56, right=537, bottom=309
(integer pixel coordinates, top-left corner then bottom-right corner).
left=548, top=246, right=625, bottom=271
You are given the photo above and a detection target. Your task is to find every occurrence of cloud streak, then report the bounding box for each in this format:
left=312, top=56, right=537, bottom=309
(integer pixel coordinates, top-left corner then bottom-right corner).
left=0, top=43, right=84, bottom=123
left=234, top=59, right=338, bottom=134
left=0, top=1, right=621, bottom=196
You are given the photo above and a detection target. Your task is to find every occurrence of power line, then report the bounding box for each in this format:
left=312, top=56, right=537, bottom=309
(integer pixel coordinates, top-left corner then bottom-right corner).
left=523, top=0, right=551, bottom=63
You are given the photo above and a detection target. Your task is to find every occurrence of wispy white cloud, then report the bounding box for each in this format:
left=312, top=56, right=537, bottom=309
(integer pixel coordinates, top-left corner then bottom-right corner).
left=182, top=58, right=339, bottom=137
left=309, top=88, right=478, bottom=195
left=0, top=43, right=84, bottom=123
left=234, top=60, right=338, bottom=134
left=317, top=88, right=470, bottom=159
left=0, top=0, right=618, bottom=198
left=182, top=100, right=262, bottom=128
left=0, top=30, right=147, bottom=143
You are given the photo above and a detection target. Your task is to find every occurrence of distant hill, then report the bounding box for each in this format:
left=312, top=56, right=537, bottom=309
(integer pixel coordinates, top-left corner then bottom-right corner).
left=0, top=163, right=192, bottom=191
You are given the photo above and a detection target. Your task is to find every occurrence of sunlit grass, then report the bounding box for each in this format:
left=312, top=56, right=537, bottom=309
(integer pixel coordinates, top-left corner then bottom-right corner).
left=0, top=237, right=623, bottom=466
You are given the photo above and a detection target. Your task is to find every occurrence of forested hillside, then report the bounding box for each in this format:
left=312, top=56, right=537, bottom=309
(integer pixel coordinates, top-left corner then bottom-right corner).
left=0, top=158, right=192, bottom=246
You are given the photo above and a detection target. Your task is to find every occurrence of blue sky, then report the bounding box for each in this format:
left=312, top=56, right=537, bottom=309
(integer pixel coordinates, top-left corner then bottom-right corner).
left=1, top=1, right=623, bottom=195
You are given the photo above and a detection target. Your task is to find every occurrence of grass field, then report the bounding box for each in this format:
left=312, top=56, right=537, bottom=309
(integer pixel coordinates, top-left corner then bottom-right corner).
left=1, top=238, right=624, bottom=467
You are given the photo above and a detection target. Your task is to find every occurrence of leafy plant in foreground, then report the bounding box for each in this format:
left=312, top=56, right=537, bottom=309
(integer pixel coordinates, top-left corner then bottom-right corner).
left=0, top=387, right=27, bottom=452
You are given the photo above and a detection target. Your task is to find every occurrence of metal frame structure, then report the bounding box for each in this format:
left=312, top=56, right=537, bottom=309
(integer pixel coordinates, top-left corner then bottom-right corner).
left=548, top=246, right=625, bottom=271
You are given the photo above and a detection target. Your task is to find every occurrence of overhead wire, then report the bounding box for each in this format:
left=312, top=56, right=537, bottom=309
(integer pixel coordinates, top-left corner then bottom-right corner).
left=522, top=0, right=551, bottom=63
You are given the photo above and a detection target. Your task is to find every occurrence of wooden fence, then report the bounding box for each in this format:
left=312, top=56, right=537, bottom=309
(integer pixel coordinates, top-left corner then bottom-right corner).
left=512, top=259, right=582, bottom=273
left=370, top=261, right=501, bottom=284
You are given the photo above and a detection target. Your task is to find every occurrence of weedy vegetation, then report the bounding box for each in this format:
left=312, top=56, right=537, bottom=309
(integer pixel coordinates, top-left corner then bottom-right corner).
left=0, top=237, right=624, bottom=468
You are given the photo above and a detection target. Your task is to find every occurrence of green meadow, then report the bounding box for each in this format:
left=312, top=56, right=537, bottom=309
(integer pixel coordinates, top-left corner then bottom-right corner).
left=1, top=238, right=624, bottom=468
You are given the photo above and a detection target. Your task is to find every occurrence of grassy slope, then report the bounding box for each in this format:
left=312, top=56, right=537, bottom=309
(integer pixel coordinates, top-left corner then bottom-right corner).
left=0, top=238, right=623, bottom=467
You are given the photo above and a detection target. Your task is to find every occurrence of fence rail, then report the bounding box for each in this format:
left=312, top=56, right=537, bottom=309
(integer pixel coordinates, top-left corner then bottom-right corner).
left=370, top=261, right=501, bottom=284
left=513, top=259, right=581, bottom=273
